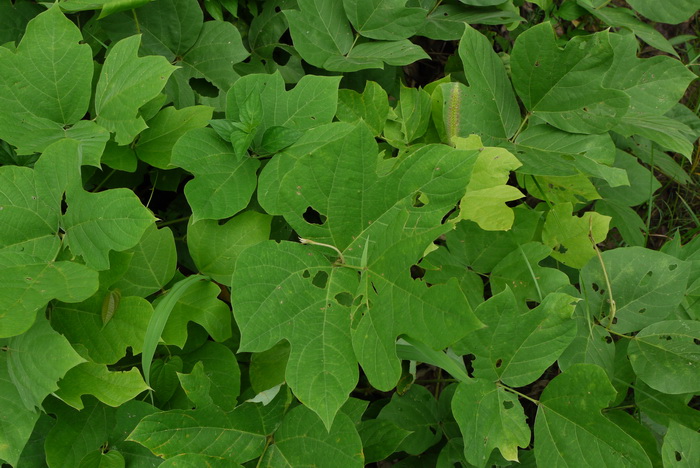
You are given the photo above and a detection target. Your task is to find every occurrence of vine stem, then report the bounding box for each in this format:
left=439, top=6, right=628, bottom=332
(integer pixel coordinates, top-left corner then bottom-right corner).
left=497, top=382, right=540, bottom=405
left=510, top=113, right=531, bottom=142
left=299, top=237, right=345, bottom=264
left=588, top=217, right=617, bottom=329
left=157, top=216, right=191, bottom=227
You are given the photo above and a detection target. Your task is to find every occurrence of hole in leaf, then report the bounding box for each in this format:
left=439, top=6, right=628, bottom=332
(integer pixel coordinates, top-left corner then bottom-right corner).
left=495, top=359, right=503, bottom=368
left=534, top=60, right=540, bottom=67
left=583, top=107, right=589, bottom=112
left=303, top=206, right=326, bottom=225
left=302, top=270, right=310, bottom=278
left=464, top=354, right=475, bottom=377
left=189, top=78, right=219, bottom=97
left=611, top=317, right=617, bottom=324
left=556, top=245, right=568, bottom=254
left=60, top=193, right=68, bottom=213
left=560, top=154, right=575, bottom=161
left=639, top=308, right=646, bottom=314
left=694, top=338, right=700, bottom=345
left=411, top=191, right=426, bottom=208
left=659, top=335, right=672, bottom=341
left=334, top=292, right=353, bottom=307
left=410, top=264, right=426, bottom=280
left=669, top=263, right=678, bottom=271
left=675, top=451, right=682, bottom=461
left=604, top=336, right=612, bottom=344
left=312, top=271, right=328, bottom=289
left=370, top=282, right=378, bottom=294
left=592, top=283, right=599, bottom=292
left=274, top=6, right=281, bottom=12
left=272, top=47, right=291, bottom=66
left=640, top=271, right=653, bottom=287
left=502, top=400, right=514, bottom=409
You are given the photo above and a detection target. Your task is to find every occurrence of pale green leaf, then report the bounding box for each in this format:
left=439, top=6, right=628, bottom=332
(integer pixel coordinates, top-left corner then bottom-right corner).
left=63, top=187, right=156, bottom=271
left=171, top=128, right=260, bottom=221
left=580, top=247, right=690, bottom=333
left=55, top=362, right=148, bottom=410
left=542, top=202, right=610, bottom=268
left=456, top=288, right=577, bottom=387
left=7, top=318, right=85, bottom=410
left=627, top=320, right=700, bottom=394
left=511, top=24, right=629, bottom=134
left=188, top=211, right=272, bottom=284
left=662, top=420, right=700, bottom=467
left=343, top=0, right=426, bottom=40
left=535, top=364, right=651, bottom=467
left=0, top=5, right=93, bottom=152
left=456, top=136, right=523, bottom=231
left=95, top=35, right=176, bottom=144
left=135, top=105, right=214, bottom=169
left=452, top=379, right=530, bottom=467
left=51, top=295, right=153, bottom=364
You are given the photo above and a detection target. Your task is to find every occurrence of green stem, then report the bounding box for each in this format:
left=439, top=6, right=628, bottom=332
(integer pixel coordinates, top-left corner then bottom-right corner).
left=497, top=382, right=540, bottom=405
left=93, top=169, right=116, bottom=192
left=510, top=113, right=530, bottom=142
left=157, top=216, right=191, bottom=227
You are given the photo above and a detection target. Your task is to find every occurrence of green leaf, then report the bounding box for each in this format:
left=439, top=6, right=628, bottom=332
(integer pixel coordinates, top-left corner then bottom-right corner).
left=323, top=39, right=429, bottom=72
left=77, top=449, right=125, bottom=468
left=443, top=25, right=520, bottom=143
left=179, top=341, right=240, bottom=411
left=377, top=385, right=441, bottom=455
left=389, top=84, right=431, bottom=144
left=109, top=224, right=177, bottom=297
left=662, top=420, right=700, bottom=467
left=511, top=24, right=629, bottom=134
left=456, top=136, right=524, bottom=231
left=343, top=0, right=426, bottom=40
left=51, top=295, right=153, bottom=364
left=262, top=405, right=363, bottom=467
left=419, top=5, right=523, bottom=40
left=159, top=453, right=243, bottom=467
left=127, top=401, right=278, bottom=462
left=613, top=112, right=696, bottom=161
left=358, top=418, right=412, bottom=463
left=0, top=5, right=93, bottom=153
left=249, top=341, right=290, bottom=394
left=188, top=211, right=272, bottom=284
left=0, top=350, right=40, bottom=466
left=336, top=81, right=389, bottom=136
left=535, top=364, right=652, bottom=467
left=7, top=318, right=85, bottom=410
left=63, top=187, right=156, bottom=271
left=580, top=247, right=690, bottom=333
left=177, top=361, right=214, bottom=408
left=0, top=252, right=99, bottom=338
left=135, top=105, right=214, bottom=169
left=490, top=242, right=570, bottom=304
left=54, top=362, right=148, bottom=410
left=283, top=0, right=353, bottom=68
left=457, top=288, right=578, bottom=386
left=171, top=128, right=260, bottom=221
left=452, top=379, right=530, bottom=467
left=625, top=0, right=700, bottom=24
left=634, top=380, right=700, bottom=430
left=95, top=35, right=176, bottom=144
left=542, top=202, right=610, bottom=268
left=627, top=320, right=700, bottom=394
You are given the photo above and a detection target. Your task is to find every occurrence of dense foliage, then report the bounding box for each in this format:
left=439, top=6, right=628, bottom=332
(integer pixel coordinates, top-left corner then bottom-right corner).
left=1, top=0, right=700, bottom=466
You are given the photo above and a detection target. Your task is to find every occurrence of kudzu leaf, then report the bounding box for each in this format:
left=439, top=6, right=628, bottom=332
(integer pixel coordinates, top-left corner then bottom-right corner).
left=188, top=211, right=272, bottom=284
left=336, top=81, right=389, bottom=136
left=128, top=400, right=280, bottom=462
left=249, top=341, right=290, bottom=394
left=44, top=398, right=117, bottom=468
left=613, top=112, right=696, bottom=161
left=456, top=288, right=577, bottom=387
left=358, top=419, right=412, bottom=463
left=323, top=39, right=429, bottom=72
left=662, top=420, right=700, bottom=467
left=580, top=247, right=690, bottom=333
left=149, top=356, right=183, bottom=406
left=177, top=361, right=214, bottom=409
left=343, top=0, right=426, bottom=40
left=7, top=318, right=85, bottom=411
left=456, top=135, right=524, bottom=231
left=626, top=0, right=700, bottom=24
left=437, top=25, right=520, bottom=143
left=237, top=122, right=482, bottom=427
left=452, top=379, right=530, bottom=467
left=418, top=5, right=523, bottom=41
left=109, top=224, right=177, bottom=297
left=135, top=105, right=214, bottom=169
left=179, top=341, right=240, bottom=411
left=95, top=35, right=176, bottom=145
left=77, top=449, right=125, bottom=468
left=261, top=405, right=363, bottom=467
left=377, top=385, right=440, bottom=455
left=596, top=149, right=661, bottom=207
left=0, top=252, right=98, bottom=338
left=542, top=202, right=610, bottom=268
left=490, top=242, right=570, bottom=304
left=0, top=350, right=41, bottom=466
left=0, top=5, right=93, bottom=154
left=159, top=453, right=243, bottom=468
left=634, top=380, right=700, bottom=433
left=171, top=128, right=259, bottom=221
left=51, top=296, right=153, bottom=364
left=283, top=0, right=353, bottom=68
left=63, top=187, right=156, bottom=271
left=558, top=317, right=615, bottom=379
left=535, top=364, right=652, bottom=467
left=54, top=362, right=148, bottom=410
left=627, top=320, right=700, bottom=394
left=511, top=23, right=629, bottom=134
